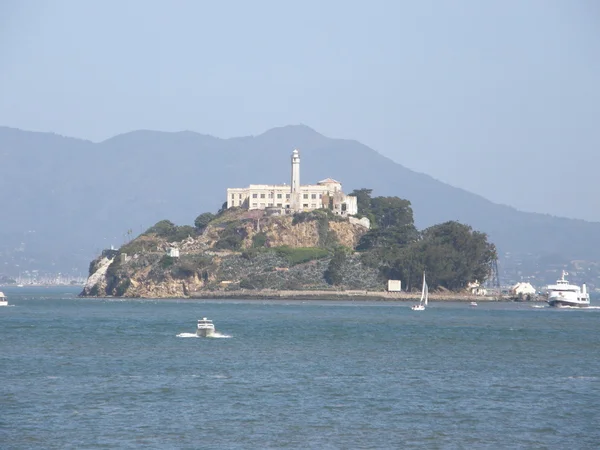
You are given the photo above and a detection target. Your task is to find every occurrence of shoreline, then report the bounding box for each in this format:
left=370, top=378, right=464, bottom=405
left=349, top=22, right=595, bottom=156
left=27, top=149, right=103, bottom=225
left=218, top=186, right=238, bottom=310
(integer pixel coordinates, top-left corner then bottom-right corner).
left=77, top=288, right=549, bottom=303
left=186, top=289, right=533, bottom=302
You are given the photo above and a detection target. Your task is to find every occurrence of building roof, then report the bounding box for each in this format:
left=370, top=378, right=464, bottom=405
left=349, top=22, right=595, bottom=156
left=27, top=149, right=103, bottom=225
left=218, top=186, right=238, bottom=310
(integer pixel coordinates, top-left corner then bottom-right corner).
left=317, top=178, right=341, bottom=185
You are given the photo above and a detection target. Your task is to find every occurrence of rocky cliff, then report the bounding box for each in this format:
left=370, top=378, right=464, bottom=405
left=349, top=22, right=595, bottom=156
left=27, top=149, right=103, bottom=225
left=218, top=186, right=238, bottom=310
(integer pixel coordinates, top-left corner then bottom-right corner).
left=81, top=209, right=377, bottom=298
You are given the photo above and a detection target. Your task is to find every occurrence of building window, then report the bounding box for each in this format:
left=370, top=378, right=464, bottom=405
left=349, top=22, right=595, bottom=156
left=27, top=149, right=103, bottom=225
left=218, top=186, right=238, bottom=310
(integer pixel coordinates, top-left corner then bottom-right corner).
left=319, top=194, right=322, bottom=198
left=252, top=193, right=258, bottom=198
left=311, top=194, right=316, bottom=199
left=260, top=203, right=265, bottom=208
left=260, top=194, right=266, bottom=199
left=231, top=194, right=235, bottom=199
left=303, top=204, right=309, bottom=208
left=277, top=193, right=282, bottom=199
left=239, top=194, right=242, bottom=199
left=303, top=194, right=308, bottom=199
left=252, top=203, right=258, bottom=208
left=268, top=193, right=273, bottom=199
left=286, top=194, right=290, bottom=199
left=277, top=203, right=282, bottom=207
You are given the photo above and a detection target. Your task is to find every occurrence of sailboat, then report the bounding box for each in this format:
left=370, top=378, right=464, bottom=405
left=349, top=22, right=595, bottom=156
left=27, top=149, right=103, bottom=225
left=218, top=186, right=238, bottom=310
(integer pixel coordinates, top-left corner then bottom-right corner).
left=411, top=272, right=428, bottom=311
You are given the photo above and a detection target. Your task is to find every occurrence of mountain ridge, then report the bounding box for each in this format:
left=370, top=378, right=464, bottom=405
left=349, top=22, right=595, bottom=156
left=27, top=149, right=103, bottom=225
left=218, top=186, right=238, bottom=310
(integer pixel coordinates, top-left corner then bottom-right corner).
left=1, top=125, right=599, bottom=279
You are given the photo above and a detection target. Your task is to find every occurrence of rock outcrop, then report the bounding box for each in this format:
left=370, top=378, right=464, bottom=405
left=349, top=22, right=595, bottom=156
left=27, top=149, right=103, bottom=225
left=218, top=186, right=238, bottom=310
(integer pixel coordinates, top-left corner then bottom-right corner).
left=80, top=209, right=376, bottom=298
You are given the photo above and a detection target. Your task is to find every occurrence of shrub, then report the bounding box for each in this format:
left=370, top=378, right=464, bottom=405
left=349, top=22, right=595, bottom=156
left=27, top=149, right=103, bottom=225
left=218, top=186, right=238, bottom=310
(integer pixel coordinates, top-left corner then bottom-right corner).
left=252, top=232, right=267, bottom=248
left=292, top=211, right=312, bottom=226
left=168, top=225, right=196, bottom=243
left=215, top=225, right=246, bottom=251
left=171, top=261, right=197, bottom=279
left=182, top=254, right=213, bottom=269
left=215, top=234, right=243, bottom=251
left=241, top=248, right=260, bottom=260
left=143, top=220, right=196, bottom=243
left=239, top=275, right=269, bottom=290
left=145, top=220, right=176, bottom=237
left=121, top=236, right=158, bottom=255
left=324, top=247, right=348, bottom=285
left=194, top=212, right=216, bottom=232
left=239, top=278, right=255, bottom=289
left=159, top=255, right=175, bottom=269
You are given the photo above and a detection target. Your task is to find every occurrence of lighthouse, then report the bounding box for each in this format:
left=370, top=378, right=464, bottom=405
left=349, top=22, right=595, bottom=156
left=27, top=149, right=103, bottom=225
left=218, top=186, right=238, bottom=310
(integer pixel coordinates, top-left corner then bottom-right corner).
left=290, top=149, right=300, bottom=211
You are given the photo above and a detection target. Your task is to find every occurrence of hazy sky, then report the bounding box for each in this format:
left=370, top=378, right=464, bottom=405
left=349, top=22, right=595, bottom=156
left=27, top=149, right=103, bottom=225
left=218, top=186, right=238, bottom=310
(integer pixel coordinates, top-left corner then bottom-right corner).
left=2, top=0, right=599, bottom=221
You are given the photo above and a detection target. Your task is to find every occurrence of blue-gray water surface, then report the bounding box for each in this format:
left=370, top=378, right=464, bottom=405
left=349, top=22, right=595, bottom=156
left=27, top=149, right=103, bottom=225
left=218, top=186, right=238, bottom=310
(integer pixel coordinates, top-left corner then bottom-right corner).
left=2, top=287, right=600, bottom=449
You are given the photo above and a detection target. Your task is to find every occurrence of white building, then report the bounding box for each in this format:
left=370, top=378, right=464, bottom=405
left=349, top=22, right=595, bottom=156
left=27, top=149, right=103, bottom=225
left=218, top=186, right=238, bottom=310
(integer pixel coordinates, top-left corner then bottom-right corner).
left=226, top=149, right=358, bottom=216
left=510, top=282, right=536, bottom=296
left=467, top=280, right=487, bottom=296
left=387, top=280, right=402, bottom=292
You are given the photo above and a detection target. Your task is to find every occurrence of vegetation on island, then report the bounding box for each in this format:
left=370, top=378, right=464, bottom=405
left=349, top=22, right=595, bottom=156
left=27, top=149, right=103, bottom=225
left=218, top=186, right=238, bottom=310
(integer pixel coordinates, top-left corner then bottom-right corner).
left=351, top=189, right=497, bottom=291
left=84, top=188, right=497, bottom=297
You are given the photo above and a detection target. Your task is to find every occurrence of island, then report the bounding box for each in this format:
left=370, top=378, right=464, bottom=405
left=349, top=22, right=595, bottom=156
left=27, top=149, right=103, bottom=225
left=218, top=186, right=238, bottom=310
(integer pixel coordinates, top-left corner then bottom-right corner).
left=81, top=149, right=497, bottom=300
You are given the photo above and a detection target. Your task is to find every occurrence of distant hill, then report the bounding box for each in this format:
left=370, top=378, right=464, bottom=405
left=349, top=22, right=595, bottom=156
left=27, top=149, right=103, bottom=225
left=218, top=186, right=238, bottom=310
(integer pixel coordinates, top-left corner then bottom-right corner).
left=1, top=124, right=600, bottom=281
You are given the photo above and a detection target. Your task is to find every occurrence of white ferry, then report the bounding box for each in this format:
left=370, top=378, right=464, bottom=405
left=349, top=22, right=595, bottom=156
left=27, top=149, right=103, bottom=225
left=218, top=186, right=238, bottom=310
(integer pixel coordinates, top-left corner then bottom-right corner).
left=0, top=291, right=8, bottom=306
left=196, top=318, right=216, bottom=337
left=546, top=271, right=590, bottom=307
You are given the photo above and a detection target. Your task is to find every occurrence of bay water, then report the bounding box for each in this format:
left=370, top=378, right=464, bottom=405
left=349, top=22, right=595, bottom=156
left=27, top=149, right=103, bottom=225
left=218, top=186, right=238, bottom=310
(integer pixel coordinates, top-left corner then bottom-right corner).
left=2, top=287, right=599, bottom=449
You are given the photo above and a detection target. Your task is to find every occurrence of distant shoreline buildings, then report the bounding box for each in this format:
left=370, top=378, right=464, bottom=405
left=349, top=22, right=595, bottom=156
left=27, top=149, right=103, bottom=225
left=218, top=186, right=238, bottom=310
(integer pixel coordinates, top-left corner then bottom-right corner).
left=226, top=149, right=358, bottom=216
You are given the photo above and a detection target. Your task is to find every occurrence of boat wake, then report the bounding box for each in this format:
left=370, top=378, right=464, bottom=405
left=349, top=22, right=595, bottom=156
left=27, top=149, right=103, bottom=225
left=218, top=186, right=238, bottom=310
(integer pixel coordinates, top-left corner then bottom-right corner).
left=534, top=305, right=600, bottom=310
left=176, top=333, right=198, bottom=338
left=553, top=305, right=600, bottom=310
left=210, top=332, right=232, bottom=338
left=176, top=332, right=232, bottom=338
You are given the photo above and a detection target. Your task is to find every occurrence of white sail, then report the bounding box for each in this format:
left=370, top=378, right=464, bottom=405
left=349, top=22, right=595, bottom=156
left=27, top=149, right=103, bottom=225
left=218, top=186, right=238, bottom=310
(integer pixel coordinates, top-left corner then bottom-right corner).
left=420, top=272, right=428, bottom=306
left=411, top=272, right=428, bottom=311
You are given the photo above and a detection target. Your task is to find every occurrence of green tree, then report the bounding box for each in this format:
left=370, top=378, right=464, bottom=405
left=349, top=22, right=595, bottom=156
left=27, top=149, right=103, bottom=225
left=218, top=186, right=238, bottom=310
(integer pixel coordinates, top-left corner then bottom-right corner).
left=356, top=196, right=418, bottom=251
left=349, top=188, right=373, bottom=217
left=324, top=247, right=347, bottom=286
left=145, top=220, right=176, bottom=237
left=194, top=212, right=215, bottom=231
left=392, top=221, right=497, bottom=291
left=369, top=197, right=415, bottom=230
left=217, top=201, right=228, bottom=215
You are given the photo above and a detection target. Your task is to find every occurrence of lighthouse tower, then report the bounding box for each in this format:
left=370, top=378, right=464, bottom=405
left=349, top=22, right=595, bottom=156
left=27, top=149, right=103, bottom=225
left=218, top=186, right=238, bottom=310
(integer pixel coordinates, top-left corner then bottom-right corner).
left=290, top=149, right=300, bottom=211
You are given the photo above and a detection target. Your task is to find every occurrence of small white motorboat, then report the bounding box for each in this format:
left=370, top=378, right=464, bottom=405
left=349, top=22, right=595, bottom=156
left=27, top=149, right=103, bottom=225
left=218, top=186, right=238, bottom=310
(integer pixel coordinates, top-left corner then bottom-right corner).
left=0, top=291, right=8, bottom=306
left=470, top=301, right=478, bottom=307
left=196, top=317, right=216, bottom=337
